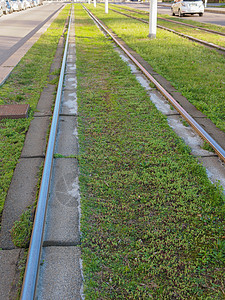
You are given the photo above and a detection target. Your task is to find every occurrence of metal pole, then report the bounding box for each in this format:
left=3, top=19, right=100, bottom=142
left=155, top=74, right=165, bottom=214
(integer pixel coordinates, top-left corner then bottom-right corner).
left=88, top=0, right=90, bottom=4
left=148, top=0, right=157, bottom=39
left=205, top=0, right=207, bottom=8
left=94, top=0, right=96, bottom=7
left=105, top=0, right=108, bottom=13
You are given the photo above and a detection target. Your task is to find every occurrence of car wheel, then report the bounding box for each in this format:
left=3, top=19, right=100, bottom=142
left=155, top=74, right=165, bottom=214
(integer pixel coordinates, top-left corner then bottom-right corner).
left=178, top=9, right=183, bottom=17
left=199, top=13, right=203, bottom=16
left=171, top=9, right=175, bottom=16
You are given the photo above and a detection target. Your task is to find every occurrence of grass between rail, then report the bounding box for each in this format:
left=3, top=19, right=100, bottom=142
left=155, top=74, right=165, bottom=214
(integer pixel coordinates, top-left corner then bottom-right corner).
left=85, top=5, right=225, bottom=134
left=0, top=5, right=70, bottom=225
left=75, top=4, right=225, bottom=299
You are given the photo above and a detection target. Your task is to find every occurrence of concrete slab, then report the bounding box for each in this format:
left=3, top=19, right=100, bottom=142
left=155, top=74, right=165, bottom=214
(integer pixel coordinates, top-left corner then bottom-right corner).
left=21, top=116, right=51, bottom=158
left=34, top=85, right=56, bottom=117
left=150, top=90, right=179, bottom=116
left=43, top=158, right=80, bottom=246
left=54, top=116, right=78, bottom=156
left=199, top=156, right=225, bottom=189
left=194, top=117, right=225, bottom=150
left=65, top=62, right=76, bottom=74
left=0, top=249, right=23, bottom=300
left=61, top=90, right=78, bottom=115
left=64, top=74, right=77, bottom=90
left=170, top=91, right=207, bottom=118
left=66, top=55, right=76, bottom=64
left=37, top=246, right=82, bottom=300
left=153, top=74, right=177, bottom=92
left=68, top=45, right=76, bottom=56
left=167, top=115, right=216, bottom=158
left=0, top=157, right=43, bottom=249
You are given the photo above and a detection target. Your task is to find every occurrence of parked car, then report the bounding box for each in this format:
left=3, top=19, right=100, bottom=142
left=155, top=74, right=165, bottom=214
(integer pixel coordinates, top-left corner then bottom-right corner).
left=31, top=0, right=38, bottom=6
left=6, top=0, right=13, bottom=13
left=19, top=0, right=27, bottom=9
left=0, top=4, right=3, bottom=16
left=171, top=0, right=204, bottom=17
left=0, top=0, right=10, bottom=14
left=11, top=0, right=22, bottom=11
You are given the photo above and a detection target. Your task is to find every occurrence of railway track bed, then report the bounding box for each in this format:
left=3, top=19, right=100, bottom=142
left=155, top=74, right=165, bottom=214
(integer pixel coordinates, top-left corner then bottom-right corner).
left=1, top=4, right=225, bottom=298
left=109, top=4, right=225, bottom=53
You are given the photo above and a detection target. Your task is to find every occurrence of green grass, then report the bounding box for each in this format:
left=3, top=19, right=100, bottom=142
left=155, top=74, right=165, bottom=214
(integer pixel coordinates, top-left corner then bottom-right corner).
left=75, top=4, right=225, bottom=298
left=85, top=5, right=225, bottom=134
left=0, top=5, right=70, bottom=224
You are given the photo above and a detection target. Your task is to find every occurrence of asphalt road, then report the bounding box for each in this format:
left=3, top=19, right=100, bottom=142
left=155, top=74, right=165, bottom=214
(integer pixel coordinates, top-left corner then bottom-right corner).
left=0, top=2, right=64, bottom=66
left=119, top=2, right=225, bottom=27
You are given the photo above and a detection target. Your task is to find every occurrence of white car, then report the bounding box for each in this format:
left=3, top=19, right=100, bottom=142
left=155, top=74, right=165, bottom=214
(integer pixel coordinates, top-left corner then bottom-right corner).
left=171, top=0, right=204, bottom=17
left=0, top=4, right=3, bottom=16
left=11, top=0, right=22, bottom=11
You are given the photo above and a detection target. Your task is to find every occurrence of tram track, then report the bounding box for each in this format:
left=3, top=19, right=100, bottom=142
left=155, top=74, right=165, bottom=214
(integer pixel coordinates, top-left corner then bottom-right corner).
left=20, top=5, right=82, bottom=299
left=111, top=4, right=225, bottom=37
left=108, top=5, right=225, bottom=53
left=17, top=5, right=225, bottom=298
left=84, top=5, right=225, bottom=164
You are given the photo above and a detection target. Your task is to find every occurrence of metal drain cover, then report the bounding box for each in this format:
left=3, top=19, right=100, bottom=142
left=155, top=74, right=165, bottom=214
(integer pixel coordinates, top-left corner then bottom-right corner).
left=0, top=104, right=29, bottom=120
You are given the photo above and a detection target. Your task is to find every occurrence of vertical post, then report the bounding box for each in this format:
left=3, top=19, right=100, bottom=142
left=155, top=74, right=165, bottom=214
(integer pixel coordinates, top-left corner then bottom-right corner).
left=105, top=0, right=108, bottom=13
left=94, top=0, right=96, bottom=7
left=88, top=0, right=90, bottom=4
left=205, top=0, right=207, bottom=7
left=148, top=0, right=157, bottom=39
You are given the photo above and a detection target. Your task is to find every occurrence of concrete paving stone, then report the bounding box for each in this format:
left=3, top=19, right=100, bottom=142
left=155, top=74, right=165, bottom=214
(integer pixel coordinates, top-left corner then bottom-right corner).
left=0, top=157, right=43, bottom=249
left=194, top=117, right=225, bottom=150
left=43, top=158, right=80, bottom=245
left=64, top=74, right=77, bottom=90
left=0, top=249, right=23, bottom=300
left=66, top=55, right=75, bottom=64
left=67, top=45, right=76, bottom=56
left=170, top=91, right=207, bottom=118
left=61, top=89, right=78, bottom=115
left=21, top=116, right=51, bottom=158
left=150, top=90, right=179, bottom=116
left=167, top=115, right=216, bottom=158
left=34, top=85, right=56, bottom=117
left=153, top=74, right=177, bottom=92
left=65, top=62, right=76, bottom=75
left=37, top=246, right=82, bottom=300
left=54, top=116, right=78, bottom=156
left=199, top=156, right=225, bottom=188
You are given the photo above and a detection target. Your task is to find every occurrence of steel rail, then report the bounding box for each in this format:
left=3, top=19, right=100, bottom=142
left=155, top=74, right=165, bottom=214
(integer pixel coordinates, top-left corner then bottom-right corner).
left=83, top=5, right=225, bottom=163
left=111, top=4, right=225, bottom=37
left=20, top=8, right=72, bottom=300
left=108, top=7, right=225, bottom=53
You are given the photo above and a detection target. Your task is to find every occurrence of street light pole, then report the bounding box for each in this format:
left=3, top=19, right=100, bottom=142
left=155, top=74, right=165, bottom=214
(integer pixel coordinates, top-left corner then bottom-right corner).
left=148, top=0, right=157, bottom=39
left=94, top=0, right=96, bottom=7
left=105, top=0, right=108, bottom=13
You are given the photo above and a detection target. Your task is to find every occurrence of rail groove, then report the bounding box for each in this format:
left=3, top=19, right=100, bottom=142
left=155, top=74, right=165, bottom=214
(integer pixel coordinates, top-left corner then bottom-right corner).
left=20, top=8, right=72, bottom=300
left=84, top=5, right=225, bottom=163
